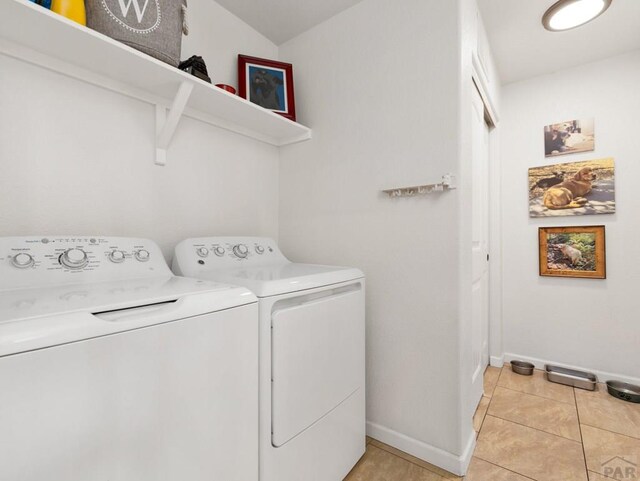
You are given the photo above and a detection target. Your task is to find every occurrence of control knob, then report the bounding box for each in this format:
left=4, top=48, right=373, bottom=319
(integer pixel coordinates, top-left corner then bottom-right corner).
left=232, top=244, right=249, bottom=258
left=60, top=248, right=89, bottom=269
left=109, top=250, right=126, bottom=263
left=197, top=247, right=209, bottom=258
left=214, top=246, right=226, bottom=257
left=135, top=249, right=150, bottom=262
left=255, top=245, right=265, bottom=255
left=12, top=253, right=35, bottom=269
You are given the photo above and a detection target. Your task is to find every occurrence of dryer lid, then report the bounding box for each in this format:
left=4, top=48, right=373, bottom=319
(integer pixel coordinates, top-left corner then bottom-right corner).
left=189, top=263, right=363, bottom=297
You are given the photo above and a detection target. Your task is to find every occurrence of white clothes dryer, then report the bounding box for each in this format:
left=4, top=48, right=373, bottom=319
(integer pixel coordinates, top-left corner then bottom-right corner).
left=0, top=236, right=258, bottom=481
left=173, top=237, right=366, bottom=481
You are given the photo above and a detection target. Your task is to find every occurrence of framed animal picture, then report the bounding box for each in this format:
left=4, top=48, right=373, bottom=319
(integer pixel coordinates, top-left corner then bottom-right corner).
left=544, top=118, right=595, bottom=157
left=528, top=158, right=615, bottom=217
left=238, top=55, right=296, bottom=121
left=539, top=226, right=606, bottom=279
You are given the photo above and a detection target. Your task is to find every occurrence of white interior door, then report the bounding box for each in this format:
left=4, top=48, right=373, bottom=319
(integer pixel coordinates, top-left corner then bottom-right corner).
left=470, top=83, right=490, bottom=408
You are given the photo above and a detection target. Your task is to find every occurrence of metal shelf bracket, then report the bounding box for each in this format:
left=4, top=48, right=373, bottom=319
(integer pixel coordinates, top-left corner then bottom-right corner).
left=155, top=81, right=194, bottom=166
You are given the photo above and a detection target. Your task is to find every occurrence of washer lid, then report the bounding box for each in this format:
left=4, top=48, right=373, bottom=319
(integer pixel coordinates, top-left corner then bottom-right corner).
left=189, top=263, right=364, bottom=298
left=0, top=276, right=256, bottom=357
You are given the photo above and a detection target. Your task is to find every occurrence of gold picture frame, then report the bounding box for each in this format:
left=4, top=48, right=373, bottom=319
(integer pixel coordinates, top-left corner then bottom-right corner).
left=539, top=226, right=606, bottom=279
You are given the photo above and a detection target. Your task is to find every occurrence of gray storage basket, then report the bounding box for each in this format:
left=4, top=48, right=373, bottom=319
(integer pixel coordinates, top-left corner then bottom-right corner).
left=86, top=0, right=188, bottom=67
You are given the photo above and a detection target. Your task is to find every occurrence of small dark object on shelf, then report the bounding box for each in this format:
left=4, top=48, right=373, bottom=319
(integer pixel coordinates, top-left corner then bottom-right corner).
left=606, top=381, right=640, bottom=403
left=511, top=360, right=535, bottom=376
left=179, top=56, right=211, bottom=83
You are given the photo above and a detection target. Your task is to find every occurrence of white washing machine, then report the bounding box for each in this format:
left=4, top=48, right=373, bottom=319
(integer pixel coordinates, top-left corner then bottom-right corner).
left=173, top=237, right=366, bottom=481
left=0, top=236, right=259, bottom=481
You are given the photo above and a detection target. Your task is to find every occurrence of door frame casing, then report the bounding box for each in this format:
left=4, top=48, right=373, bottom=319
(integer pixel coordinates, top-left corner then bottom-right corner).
left=469, top=81, right=490, bottom=412
left=472, top=54, right=503, bottom=370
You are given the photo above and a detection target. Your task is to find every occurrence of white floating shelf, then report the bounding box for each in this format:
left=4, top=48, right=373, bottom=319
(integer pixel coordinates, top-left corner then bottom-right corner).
left=0, top=0, right=312, bottom=165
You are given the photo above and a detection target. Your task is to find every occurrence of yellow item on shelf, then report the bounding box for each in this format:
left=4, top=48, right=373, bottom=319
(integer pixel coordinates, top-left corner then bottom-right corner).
left=51, top=0, right=86, bottom=26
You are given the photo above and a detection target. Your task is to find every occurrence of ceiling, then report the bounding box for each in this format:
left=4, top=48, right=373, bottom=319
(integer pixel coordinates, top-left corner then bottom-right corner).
left=478, top=0, right=640, bottom=84
left=215, top=0, right=364, bottom=45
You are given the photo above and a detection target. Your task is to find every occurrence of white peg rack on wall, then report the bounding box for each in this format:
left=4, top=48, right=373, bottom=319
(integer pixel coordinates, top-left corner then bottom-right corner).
left=382, top=174, right=457, bottom=198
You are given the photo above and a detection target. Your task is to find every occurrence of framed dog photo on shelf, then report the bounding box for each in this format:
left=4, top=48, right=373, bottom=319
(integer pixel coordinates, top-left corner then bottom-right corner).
left=544, top=118, right=595, bottom=157
left=528, top=158, right=615, bottom=218
left=539, top=226, right=606, bottom=279
left=238, top=55, right=296, bottom=121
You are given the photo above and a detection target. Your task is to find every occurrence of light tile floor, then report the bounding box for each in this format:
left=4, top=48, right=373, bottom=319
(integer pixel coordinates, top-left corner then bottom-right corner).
left=345, top=365, right=640, bottom=481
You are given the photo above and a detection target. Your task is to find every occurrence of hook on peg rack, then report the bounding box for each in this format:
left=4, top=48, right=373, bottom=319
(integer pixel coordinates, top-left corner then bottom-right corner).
left=382, top=174, right=457, bottom=198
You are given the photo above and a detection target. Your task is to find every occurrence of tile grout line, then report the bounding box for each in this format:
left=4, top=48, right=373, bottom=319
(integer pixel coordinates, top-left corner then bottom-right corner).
left=369, top=441, right=456, bottom=480
left=483, top=414, right=584, bottom=444
left=483, top=369, right=593, bottom=480
left=478, top=366, right=501, bottom=434
left=472, top=367, right=541, bottom=480
left=484, top=409, right=581, bottom=442
left=344, top=447, right=370, bottom=480
left=473, top=456, right=539, bottom=481
left=477, top=368, right=541, bottom=480
left=498, top=366, right=576, bottom=402
left=482, top=366, right=501, bottom=417
left=484, top=366, right=501, bottom=396
left=573, top=387, right=591, bottom=480
left=496, top=381, right=576, bottom=405
left=580, top=422, right=640, bottom=441
left=486, top=382, right=582, bottom=441
left=478, top=396, right=490, bottom=434
left=494, top=381, right=577, bottom=406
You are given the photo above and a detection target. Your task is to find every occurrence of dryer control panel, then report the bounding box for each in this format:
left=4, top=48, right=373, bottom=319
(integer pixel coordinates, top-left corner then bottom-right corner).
left=173, top=237, right=288, bottom=273
left=0, top=237, right=171, bottom=290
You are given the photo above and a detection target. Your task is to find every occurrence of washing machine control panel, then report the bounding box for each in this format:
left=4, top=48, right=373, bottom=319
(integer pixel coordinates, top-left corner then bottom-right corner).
left=0, top=237, right=171, bottom=290
left=174, top=237, right=288, bottom=271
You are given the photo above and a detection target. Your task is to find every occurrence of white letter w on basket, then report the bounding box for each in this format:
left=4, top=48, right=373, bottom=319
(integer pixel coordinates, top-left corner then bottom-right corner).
left=117, top=0, right=150, bottom=23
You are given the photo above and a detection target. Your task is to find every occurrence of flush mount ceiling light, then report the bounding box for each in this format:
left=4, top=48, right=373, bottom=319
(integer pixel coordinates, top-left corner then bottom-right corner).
left=543, top=0, right=613, bottom=32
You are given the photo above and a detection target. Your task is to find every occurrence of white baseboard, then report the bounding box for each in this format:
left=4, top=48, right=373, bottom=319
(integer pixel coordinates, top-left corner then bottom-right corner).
left=459, top=430, right=476, bottom=474
left=366, top=421, right=476, bottom=476
left=490, top=355, right=504, bottom=368
left=503, top=353, right=640, bottom=385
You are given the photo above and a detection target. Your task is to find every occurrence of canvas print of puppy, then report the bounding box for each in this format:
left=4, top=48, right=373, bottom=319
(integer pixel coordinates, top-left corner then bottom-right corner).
left=528, top=158, right=615, bottom=217
left=544, top=118, right=595, bottom=157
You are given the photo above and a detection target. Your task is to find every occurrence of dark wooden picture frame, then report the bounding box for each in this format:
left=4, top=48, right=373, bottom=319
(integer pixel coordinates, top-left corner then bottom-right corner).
left=539, top=226, right=606, bottom=279
left=238, top=55, right=296, bottom=121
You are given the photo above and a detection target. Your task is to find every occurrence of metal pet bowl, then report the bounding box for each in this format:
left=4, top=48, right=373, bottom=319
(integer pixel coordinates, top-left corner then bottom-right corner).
left=511, top=360, right=535, bottom=376
left=606, top=381, right=640, bottom=403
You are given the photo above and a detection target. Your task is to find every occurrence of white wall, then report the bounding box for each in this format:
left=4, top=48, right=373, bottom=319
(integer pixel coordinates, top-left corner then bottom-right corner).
left=0, top=0, right=279, bottom=261
left=278, top=0, right=472, bottom=472
left=182, top=0, right=272, bottom=88
left=499, top=50, right=640, bottom=383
